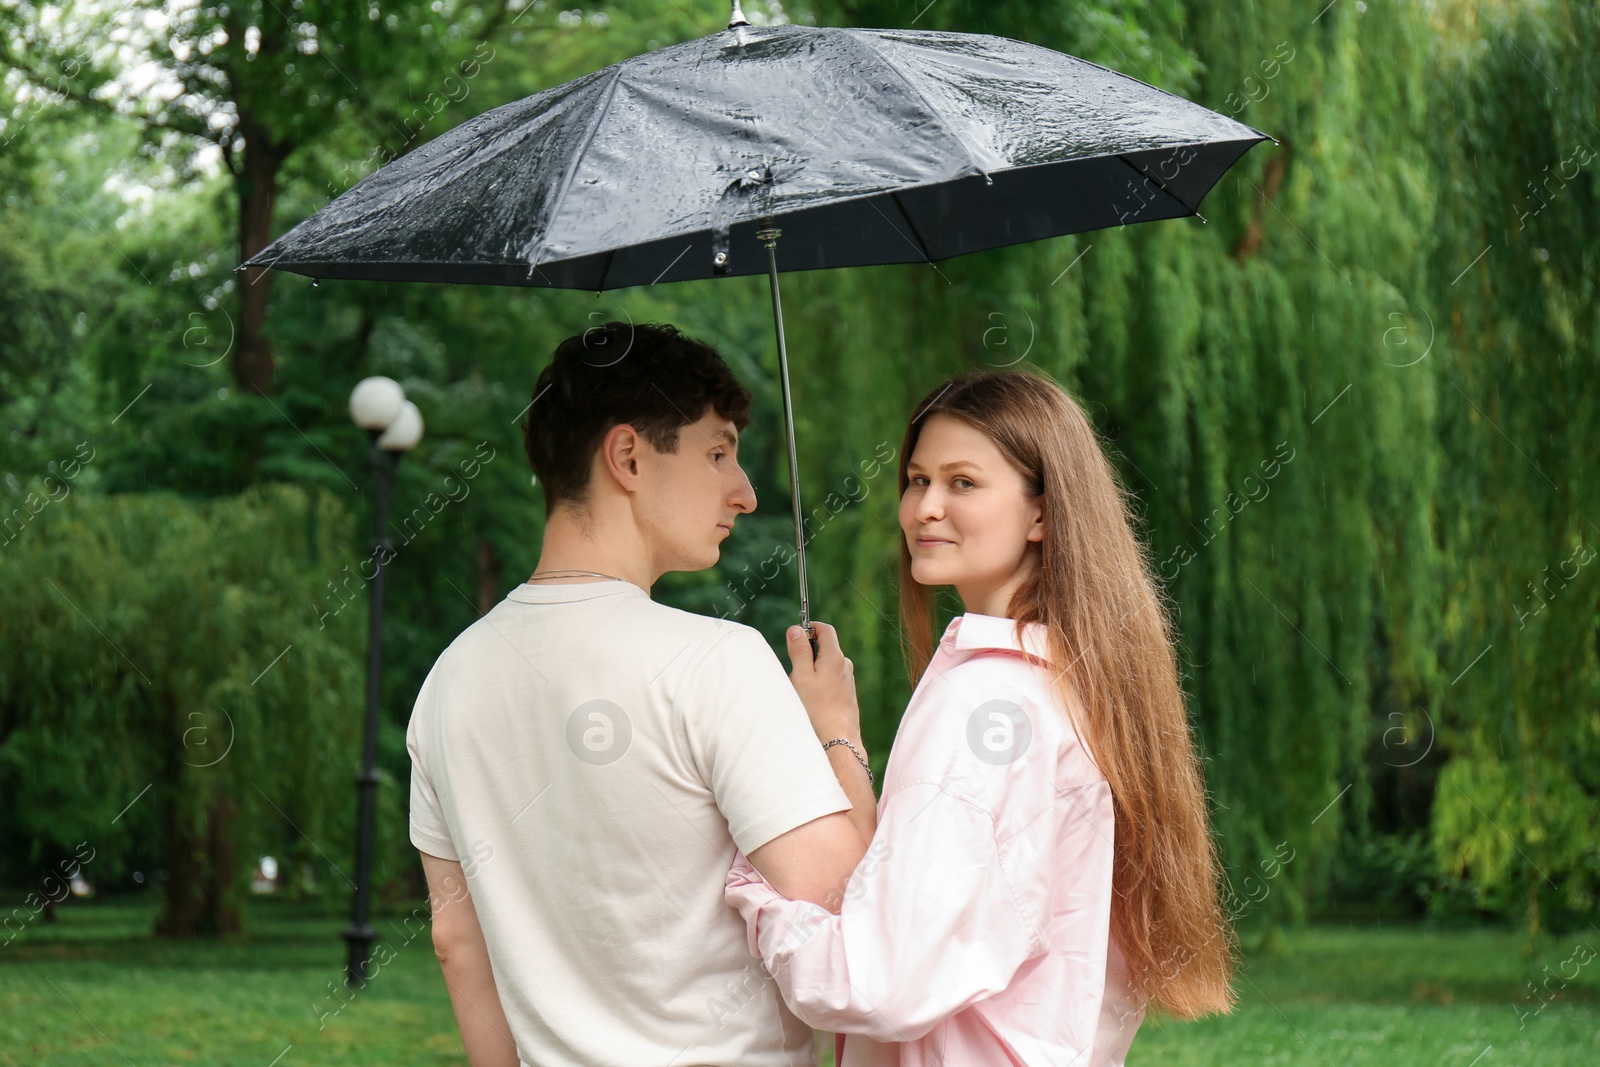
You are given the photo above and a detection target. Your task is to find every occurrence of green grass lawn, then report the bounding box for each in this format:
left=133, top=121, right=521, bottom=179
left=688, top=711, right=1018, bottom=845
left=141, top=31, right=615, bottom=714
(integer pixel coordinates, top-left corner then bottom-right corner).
left=1128, top=923, right=1600, bottom=1067
left=2, top=900, right=1596, bottom=1065
left=1, top=899, right=460, bottom=1066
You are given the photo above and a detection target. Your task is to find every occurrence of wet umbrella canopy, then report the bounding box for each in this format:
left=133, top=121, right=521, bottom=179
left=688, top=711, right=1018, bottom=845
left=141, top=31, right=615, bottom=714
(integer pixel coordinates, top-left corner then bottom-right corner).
left=245, top=6, right=1269, bottom=632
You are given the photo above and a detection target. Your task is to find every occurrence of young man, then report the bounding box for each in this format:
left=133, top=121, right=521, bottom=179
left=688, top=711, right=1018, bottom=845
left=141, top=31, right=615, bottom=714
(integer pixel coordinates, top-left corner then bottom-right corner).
left=405, top=321, right=877, bottom=1067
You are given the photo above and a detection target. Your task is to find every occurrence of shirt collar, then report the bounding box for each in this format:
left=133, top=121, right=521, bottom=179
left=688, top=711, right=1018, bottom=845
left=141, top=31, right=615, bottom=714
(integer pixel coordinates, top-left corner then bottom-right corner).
left=943, top=613, right=1052, bottom=663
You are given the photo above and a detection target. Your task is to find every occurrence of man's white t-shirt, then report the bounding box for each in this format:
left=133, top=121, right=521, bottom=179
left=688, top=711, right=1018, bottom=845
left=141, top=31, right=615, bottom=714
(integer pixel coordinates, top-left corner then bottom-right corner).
left=406, top=579, right=852, bottom=1067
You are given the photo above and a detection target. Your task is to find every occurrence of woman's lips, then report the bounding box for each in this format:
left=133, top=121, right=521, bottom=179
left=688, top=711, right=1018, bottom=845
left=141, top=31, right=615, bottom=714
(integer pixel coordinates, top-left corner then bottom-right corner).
left=916, top=537, right=953, bottom=547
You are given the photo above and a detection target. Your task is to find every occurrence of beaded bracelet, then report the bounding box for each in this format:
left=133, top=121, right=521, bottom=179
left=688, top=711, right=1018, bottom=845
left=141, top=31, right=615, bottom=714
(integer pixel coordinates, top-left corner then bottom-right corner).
left=821, top=737, right=874, bottom=787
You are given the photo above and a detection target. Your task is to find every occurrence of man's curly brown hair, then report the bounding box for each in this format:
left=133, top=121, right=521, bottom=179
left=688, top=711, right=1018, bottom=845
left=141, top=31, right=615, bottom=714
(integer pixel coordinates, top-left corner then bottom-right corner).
left=521, top=321, right=752, bottom=516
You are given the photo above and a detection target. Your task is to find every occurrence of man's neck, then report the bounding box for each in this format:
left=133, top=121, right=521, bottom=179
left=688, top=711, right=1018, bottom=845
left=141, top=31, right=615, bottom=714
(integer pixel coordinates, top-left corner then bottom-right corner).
left=532, top=507, right=655, bottom=592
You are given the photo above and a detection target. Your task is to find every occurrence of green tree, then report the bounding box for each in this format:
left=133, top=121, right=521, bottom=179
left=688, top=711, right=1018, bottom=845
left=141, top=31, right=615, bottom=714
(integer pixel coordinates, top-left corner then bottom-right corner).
left=1426, top=0, right=1600, bottom=940
left=1, top=0, right=503, bottom=393
left=801, top=0, right=1442, bottom=938
left=0, top=484, right=381, bottom=936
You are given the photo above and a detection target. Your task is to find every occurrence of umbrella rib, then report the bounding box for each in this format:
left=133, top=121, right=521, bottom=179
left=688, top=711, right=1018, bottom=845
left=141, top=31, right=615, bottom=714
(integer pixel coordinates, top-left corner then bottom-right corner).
left=846, top=30, right=990, bottom=182
left=525, top=65, right=627, bottom=275
left=1113, top=151, right=1197, bottom=216
left=888, top=191, right=935, bottom=261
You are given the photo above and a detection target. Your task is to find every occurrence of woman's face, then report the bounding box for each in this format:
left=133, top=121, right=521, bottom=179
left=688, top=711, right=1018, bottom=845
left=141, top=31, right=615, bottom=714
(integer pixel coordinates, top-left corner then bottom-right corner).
left=899, top=413, right=1044, bottom=617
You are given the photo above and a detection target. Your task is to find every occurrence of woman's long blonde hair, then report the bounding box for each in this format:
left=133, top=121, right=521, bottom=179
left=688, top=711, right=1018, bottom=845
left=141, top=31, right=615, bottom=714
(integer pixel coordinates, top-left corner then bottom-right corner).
left=896, top=368, right=1237, bottom=1020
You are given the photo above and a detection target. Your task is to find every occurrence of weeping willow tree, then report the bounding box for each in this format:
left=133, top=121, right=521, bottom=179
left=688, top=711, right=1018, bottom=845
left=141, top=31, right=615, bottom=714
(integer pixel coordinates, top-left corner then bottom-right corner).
left=779, top=0, right=1443, bottom=935
left=0, top=484, right=396, bottom=936
left=1426, top=0, right=1600, bottom=938
left=784, top=0, right=1597, bottom=940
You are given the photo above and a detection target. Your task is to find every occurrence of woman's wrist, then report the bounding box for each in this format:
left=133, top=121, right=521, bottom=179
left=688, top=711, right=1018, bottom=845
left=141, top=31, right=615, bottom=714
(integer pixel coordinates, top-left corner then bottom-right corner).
left=821, top=737, right=873, bottom=786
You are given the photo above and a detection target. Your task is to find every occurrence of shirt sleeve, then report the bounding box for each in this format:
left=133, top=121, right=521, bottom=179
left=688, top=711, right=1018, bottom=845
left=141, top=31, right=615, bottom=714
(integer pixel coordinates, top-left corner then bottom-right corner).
left=681, top=625, right=852, bottom=855
left=406, top=669, right=459, bottom=861
left=724, top=776, right=1047, bottom=1042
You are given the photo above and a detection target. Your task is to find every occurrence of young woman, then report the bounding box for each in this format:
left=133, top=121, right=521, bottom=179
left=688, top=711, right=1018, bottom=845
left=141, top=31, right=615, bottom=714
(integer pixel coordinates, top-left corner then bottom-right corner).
left=726, top=368, right=1237, bottom=1066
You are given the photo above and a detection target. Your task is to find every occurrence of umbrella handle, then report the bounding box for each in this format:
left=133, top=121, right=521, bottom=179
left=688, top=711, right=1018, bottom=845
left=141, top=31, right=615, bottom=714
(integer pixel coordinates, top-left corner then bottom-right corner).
left=760, top=218, right=816, bottom=655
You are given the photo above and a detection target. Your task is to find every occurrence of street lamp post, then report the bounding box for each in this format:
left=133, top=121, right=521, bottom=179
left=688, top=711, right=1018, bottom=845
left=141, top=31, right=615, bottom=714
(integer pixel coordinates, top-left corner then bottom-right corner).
left=342, top=376, right=423, bottom=989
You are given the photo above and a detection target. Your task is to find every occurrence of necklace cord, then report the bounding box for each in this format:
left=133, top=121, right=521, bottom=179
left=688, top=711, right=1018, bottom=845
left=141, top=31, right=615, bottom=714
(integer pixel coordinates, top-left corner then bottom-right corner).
left=527, top=569, right=626, bottom=582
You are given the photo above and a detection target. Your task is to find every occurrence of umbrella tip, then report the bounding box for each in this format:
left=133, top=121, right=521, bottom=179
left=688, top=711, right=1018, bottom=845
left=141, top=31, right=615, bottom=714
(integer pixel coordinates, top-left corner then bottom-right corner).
left=728, top=0, right=749, bottom=28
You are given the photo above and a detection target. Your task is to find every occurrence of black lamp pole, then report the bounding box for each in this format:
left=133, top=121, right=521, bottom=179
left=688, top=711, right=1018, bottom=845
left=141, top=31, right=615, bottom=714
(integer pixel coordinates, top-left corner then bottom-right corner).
left=342, top=430, right=399, bottom=988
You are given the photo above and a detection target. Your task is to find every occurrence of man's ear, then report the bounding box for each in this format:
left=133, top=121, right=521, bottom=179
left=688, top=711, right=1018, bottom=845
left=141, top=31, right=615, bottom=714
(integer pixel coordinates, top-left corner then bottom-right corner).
left=599, top=423, right=643, bottom=492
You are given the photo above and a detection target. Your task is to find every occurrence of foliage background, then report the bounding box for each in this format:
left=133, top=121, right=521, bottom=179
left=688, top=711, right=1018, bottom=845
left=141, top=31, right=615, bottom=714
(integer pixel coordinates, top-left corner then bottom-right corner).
left=0, top=0, right=1595, bottom=948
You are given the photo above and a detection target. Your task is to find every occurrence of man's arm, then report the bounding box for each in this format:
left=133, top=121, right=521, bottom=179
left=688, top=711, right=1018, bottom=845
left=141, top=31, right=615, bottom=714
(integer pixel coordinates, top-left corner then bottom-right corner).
left=420, top=851, right=520, bottom=1067
left=744, top=622, right=878, bottom=913
left=745, top=787, right=871, bottom=914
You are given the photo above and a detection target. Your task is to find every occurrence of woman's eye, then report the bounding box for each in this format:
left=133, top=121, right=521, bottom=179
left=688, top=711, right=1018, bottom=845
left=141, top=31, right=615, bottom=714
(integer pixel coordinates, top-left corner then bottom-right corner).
left=909, top=475, right=928, bottom=486
left=953, top=478, right=974, bottom=489
left=712, top=452, right=726, bottom=463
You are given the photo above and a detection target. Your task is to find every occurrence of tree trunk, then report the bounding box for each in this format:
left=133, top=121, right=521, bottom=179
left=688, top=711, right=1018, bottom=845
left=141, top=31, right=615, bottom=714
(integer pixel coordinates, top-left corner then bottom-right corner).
left=155, top=792, right=205, bottom=938
left=477, top=538, right=501, bottom=615
left=235, top=107, right=285, bottom=398
left=155, top=785, right=243, bottom=938
left=1234, top=145, right=1289, bottom=261
left=201, top=789, right=243, bottom=936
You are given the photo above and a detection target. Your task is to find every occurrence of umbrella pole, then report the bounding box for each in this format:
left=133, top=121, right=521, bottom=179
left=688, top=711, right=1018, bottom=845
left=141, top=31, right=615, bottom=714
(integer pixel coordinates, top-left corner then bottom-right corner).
left=757, top=218, right=816, bottom=651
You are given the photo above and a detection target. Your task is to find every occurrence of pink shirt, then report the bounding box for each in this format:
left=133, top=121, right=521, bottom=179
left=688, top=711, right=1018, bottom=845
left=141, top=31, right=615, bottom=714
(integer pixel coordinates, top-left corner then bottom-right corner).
left=725, top=613, right=1146, bottom=1067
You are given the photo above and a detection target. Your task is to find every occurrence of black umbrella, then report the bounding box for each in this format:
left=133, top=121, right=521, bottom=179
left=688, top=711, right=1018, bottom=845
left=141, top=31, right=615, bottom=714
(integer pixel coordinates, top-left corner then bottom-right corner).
left=245, top=3, right=1270, bottom=635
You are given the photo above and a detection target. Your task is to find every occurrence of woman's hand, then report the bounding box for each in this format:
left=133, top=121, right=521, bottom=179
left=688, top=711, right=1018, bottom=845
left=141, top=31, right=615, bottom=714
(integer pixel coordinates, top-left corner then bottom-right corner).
left=785, top=621, right=861, bottom=744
